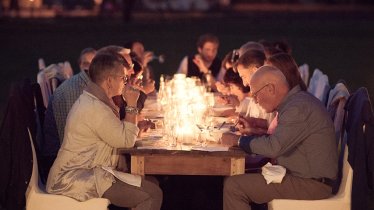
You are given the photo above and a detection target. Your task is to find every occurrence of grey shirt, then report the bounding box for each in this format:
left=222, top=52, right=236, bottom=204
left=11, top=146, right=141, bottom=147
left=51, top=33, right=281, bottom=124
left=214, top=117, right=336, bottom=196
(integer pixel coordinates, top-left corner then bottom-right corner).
left=240, top=85, right=338, bottom=179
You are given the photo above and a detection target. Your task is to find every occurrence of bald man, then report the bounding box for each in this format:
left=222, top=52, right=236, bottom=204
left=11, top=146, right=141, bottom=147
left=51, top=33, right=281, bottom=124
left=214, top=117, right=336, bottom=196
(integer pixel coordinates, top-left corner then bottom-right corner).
left=223, top=66, right=338, bottom=210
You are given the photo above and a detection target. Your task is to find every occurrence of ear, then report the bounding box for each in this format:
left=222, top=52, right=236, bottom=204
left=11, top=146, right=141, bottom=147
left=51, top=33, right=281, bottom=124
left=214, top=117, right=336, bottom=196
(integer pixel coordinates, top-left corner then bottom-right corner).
left=106, top=76, right=113, bottom=87
left=268, top=83, right=276, bottom=96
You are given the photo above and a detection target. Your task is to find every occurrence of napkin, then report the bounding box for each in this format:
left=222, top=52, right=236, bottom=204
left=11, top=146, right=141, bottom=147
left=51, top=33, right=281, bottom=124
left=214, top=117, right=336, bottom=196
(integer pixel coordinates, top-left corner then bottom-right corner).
left=261, top=162, right=286, bottom=184
left=102, top=166, right=141, bottom=187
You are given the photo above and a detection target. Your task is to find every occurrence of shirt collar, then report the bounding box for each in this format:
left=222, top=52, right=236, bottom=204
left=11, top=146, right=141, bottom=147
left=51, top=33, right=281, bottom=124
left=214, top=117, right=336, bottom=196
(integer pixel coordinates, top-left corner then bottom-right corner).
left=276, top=85, right=301, bottom=112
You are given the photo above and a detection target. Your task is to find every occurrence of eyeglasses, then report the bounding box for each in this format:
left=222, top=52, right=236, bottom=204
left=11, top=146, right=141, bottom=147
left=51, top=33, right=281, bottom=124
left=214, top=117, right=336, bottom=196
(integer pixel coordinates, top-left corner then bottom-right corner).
left=111, top=74, right=128, bottom=84
left=250, top=83, right=270, bottom=98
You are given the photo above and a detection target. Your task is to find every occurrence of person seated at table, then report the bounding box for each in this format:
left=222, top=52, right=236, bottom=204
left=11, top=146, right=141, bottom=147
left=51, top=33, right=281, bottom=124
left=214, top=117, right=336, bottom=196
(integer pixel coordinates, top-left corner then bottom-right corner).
left=222, top=66, right=338, bottom=210
left=112, top=58, right=155, bottom=133
left=234, top=49, right=274, bottom=125
left=46, top=52, right=163, bottom=210
left=266, top=52, right=307, bottom=91
left=216, top=49, right=239, bottom=84
left=177, top=33, right=221, bottom=91
left=78, top=47, right=97, bottom=73
left=236, top=52, right=308, bottom=136
left=214, top=68, right=251, bottom=119
left=124, top=40, right=158, bottom=96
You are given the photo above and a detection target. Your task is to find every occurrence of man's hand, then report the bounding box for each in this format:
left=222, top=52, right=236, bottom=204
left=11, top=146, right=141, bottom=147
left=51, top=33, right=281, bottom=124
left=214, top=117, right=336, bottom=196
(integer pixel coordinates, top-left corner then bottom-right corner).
left=193, top=54, right=209, bottom=74
left=237, top=116, right=268, bottom=135
left=216, top=81, right=230, bottom=95
left=221, top=132, right=240, bottom=147
left=122, top=85, right=140, bottom=107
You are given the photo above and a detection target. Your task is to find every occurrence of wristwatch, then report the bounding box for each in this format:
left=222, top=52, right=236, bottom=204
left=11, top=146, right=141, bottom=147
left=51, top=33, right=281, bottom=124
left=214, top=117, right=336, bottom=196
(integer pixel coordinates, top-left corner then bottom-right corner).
left=124, top=106, right=139, bottom=115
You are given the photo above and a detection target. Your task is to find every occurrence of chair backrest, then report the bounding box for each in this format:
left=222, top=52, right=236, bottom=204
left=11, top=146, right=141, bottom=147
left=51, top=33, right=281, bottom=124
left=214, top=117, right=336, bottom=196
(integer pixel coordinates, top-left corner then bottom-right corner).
left=335, top=141, right=353, bottom=200
left=298, top=64, right=309, bottom=86
left=327, top=83, right=350, bottom=147
left=307, top=68, right=330, bottom=104
left=26, top=127, right=44, bottom=198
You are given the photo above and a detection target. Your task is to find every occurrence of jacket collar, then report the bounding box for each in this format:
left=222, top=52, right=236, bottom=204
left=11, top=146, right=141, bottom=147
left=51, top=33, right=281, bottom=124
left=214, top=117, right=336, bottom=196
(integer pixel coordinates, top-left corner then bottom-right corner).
left=84, top=81, right=120, bottom=119
left=277, top=85, right=301, bottom=112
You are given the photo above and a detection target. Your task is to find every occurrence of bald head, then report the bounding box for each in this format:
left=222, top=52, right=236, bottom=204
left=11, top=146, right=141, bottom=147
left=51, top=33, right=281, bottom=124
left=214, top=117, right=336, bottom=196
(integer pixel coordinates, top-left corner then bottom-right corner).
left=251, top=66, right=289, bottom=88
left=249, top=66, right=290, bottom=112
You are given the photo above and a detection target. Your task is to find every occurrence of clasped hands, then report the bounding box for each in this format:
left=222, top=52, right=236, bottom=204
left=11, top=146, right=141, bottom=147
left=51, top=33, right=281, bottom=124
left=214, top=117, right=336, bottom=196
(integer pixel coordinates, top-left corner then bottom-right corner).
left=221, top=115, right=268, bottom=147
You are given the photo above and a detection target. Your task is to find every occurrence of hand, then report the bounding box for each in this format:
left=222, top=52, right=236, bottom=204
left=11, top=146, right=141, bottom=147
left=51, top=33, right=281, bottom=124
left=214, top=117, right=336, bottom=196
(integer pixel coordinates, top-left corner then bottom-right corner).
left=122, top=84, right=140, bottom=107
left=215, top=95, right=229, bottom=105
left=193, top=54, right=209, bottom=74
left=221, top=132, right=240, bottom=147
left=216, top=81, right=230, bottom=95
left=140, top=80, right=155, bottom=94
left=237, top=116, right=268, bottom=135
left=137, top=119, right=154, bottom=132
left=141, top=51, right=153, bottom=67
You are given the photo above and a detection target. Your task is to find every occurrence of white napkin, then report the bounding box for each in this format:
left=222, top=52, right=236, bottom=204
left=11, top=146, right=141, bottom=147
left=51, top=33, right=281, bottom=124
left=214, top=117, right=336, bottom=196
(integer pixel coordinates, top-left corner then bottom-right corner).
left=261, top=162, right=286, bottom=184
left=102, top=166, right=142, bottom=187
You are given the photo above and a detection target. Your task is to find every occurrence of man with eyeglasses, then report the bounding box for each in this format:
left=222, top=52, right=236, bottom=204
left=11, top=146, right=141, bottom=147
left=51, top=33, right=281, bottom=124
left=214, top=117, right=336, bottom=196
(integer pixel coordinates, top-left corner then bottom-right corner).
left=46, top=52, right=163, bottom=210
left=42, top=46, right=135, bottom=182
left=223, top=66, right=338, bottom=210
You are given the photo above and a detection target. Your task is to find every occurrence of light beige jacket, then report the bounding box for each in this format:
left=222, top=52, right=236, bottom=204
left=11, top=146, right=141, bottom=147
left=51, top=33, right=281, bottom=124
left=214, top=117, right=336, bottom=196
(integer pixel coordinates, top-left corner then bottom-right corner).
left=46, top=90, right=139, bottom=201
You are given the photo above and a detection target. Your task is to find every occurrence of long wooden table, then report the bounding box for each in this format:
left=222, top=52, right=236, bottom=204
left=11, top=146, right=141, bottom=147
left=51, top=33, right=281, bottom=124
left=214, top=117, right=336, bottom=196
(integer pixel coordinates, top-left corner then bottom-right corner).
left=118, top=146, right=246, bottom=176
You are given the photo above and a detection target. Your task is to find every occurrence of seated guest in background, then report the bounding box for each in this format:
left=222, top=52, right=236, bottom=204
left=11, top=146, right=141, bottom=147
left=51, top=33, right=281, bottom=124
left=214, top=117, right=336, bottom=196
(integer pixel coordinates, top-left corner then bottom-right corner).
left=42, top=48, right=97, bottom=182
left=124, top=40, right=158, bottom=96
left=234, top=49, right=273, bottom=123
left=124, top=40, right=154, bottom=80
left=259, top=39, right=292, bottom=58
left=77, top=47, right=97, bottom=73
left=215, top=69, right=250, bottom=116
left=223, top=69, right=251, bottom=115
left=177, top=33, right=221, bottom=90
left=46, top=52, right=163, bottom=210
left=112, top=59, right=155, bottom=134
left=237, top=41, right=265, bottom=58
left=266, top=52, right=307, bottom=91
left=223, top=66, right=338, bottom=210
left=216, top=50, right=238, bottom=84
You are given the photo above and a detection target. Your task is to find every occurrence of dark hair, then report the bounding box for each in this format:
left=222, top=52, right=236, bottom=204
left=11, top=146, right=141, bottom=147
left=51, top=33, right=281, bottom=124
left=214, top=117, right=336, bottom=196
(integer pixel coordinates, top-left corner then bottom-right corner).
left=197, top=33, right=219, bottom=48
left=124, top=40, right=143, bottom=50
left=266, top=53, right=307, bottom=90
left=221, top=50, right=237, bottom=69
left=77, top=47, right=96, bottom=65
left=89, top=52, right=127, bottom=84
left=259, top=39, right=292, bottom=57
left=235, top=50, right=266, bottom=70
left=223, top=68, right=250, bottom=93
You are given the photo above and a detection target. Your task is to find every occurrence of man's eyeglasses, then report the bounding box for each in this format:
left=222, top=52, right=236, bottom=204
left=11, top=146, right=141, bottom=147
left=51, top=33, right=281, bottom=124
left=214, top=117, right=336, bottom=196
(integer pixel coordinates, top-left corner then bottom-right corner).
left=250, top=83, right=270, bottom=98
left=112, top=74, right=128, bottom=84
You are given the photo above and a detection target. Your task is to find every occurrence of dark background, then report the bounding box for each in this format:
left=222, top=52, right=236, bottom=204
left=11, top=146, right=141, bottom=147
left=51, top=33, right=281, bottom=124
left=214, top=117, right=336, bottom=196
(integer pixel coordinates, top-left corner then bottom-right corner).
left=1, top=7, right=374, bottom=210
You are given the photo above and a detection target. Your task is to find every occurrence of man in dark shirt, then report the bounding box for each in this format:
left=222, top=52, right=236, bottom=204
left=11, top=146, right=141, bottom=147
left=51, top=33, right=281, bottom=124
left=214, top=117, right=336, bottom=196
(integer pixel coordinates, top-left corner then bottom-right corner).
left=177, top=33, right=221, bottom=90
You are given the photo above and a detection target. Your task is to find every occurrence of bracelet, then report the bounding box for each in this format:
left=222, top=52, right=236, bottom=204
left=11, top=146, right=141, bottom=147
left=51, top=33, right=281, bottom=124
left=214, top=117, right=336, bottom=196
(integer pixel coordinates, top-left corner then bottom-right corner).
left=124, top=106, right=139, bottom=115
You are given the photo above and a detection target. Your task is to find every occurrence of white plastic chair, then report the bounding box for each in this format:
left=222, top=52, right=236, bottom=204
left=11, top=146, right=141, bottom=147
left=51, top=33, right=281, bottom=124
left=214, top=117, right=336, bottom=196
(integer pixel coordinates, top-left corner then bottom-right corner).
left=298, top=64, right=309, bottom=86
left=307, top=68, right=330, bottom=104
left=25, top=128, right=110, bottom=210
left=268, top=145, right=352, bottom=210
